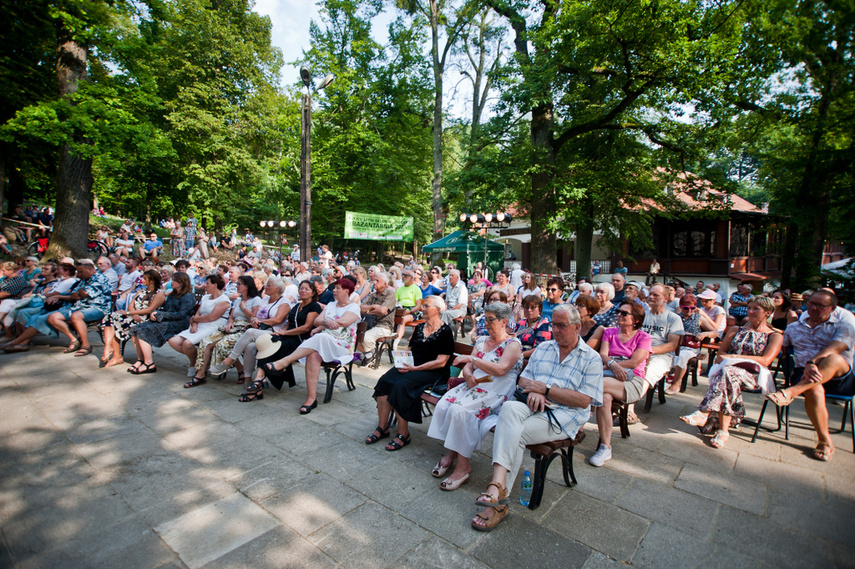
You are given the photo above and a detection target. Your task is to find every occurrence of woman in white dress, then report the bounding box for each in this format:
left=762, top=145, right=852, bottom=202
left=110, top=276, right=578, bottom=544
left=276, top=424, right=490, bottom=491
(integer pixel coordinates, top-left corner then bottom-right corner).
left=188, top=276, right=263, bottom=385
left=170, top=274, right=230, bottom=386
left=427, top=302, right=523, bottom=491
left=264, top=278, right=361, bottom=413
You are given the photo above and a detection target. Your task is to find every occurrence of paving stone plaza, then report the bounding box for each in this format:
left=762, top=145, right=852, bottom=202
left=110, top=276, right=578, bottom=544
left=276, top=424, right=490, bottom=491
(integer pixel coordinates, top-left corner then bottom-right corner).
left=1, top=336, right=853, bottom=568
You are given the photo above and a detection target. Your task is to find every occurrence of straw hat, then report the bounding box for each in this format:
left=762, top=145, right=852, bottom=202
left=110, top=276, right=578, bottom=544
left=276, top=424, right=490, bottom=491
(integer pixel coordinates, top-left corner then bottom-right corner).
left=255, top=333, right=280, bottom=360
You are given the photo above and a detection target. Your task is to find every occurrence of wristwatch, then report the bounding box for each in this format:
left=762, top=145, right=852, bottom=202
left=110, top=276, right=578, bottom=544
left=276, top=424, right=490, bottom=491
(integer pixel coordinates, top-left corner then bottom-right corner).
left=544, top=385, right=551, bottom=399
left=806, top=360, right=817, bottom=367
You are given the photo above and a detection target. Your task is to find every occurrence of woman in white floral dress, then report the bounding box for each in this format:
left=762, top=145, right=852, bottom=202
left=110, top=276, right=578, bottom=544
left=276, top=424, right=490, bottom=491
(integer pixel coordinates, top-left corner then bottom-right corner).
left=427, top=302, right=523, bottom=491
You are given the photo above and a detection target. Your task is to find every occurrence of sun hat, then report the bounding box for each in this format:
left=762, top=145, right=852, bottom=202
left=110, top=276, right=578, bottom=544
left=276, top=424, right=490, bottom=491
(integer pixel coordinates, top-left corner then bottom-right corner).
left=255, top=333, right=280, bottom=360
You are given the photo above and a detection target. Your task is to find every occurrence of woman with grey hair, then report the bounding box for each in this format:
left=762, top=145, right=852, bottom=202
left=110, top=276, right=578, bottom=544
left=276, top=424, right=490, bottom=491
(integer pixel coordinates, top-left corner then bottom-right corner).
left=368, top=295, right=455, bottom=450
left=208, top=276, right=290, bottom=380
left=593, top=282, right=619, bottom=328
left=427, top=302, right=523, bottom=490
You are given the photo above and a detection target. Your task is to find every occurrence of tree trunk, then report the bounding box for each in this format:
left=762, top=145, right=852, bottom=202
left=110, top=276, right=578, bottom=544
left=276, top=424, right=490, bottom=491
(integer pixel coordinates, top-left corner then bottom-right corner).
left=0, top=153, right=6, bottom=217
left=7, top=163, right=25, bottom=218
left=529, top=102, right=558, bottom=275
left=45, top=28, right=91, bottom=259
left=574, top=200, right=595, bottom=283
left=144, top=181, right=153, bottom=232
left=780, top=221, right=798, bottom=289
left=790, top=88, right=833, bottom=290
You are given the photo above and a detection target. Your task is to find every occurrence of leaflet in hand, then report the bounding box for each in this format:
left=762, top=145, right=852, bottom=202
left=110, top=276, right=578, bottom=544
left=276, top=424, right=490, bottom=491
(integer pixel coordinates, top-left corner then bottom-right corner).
left=392, top=351, right=414, bottom=368
left=473, top=369, right=493, bottom=383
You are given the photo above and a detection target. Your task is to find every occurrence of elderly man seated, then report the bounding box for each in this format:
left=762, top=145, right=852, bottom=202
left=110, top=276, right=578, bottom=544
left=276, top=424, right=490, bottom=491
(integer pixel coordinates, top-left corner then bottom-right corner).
left=3, top=259, right=112, bottom=355
left=470, top=304, right=603, bottom=531
left=357, top=272, right=397, bottom=365
left=440, top=269, right=468, bottom=327
left=765, top=290, right=855, bottom=461
left=96, top=256, right=119, bottom=292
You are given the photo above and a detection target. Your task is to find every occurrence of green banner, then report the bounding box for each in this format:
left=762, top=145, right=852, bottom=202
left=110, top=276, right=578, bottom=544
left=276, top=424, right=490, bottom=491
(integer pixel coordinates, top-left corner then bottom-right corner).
left=344, top=211, right=414, bottom=241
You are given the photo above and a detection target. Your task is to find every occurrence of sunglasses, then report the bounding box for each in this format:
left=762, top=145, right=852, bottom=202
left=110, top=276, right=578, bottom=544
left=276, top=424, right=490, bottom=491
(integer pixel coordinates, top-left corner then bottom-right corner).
left=616, top=310, right=633, bottom=317
left=547, top=288, right=560, bottom=292
left=681, top=306, right=697, bottom=310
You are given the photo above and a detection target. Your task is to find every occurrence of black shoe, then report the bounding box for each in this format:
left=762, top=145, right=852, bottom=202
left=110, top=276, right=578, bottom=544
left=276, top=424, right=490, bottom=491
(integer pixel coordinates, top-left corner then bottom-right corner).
left=299, top=400, right=318, bottom=414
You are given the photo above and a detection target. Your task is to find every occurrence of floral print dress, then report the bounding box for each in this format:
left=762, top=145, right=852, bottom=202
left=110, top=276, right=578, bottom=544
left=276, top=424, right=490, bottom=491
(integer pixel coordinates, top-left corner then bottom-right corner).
left=427, top=336, right=523, bottom=457
left=101, top=290, right=156, bottom=341
left=699, top=328, right=770, bottom=431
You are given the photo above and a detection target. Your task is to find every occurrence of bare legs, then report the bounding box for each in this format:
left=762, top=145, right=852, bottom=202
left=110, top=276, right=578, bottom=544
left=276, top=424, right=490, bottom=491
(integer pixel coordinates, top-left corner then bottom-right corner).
left=168, top=335, right=198, bottom=369
left=47, top=311, right=89, bottom=349
left=270, top=347, right=320, bottom=406
left=595, top=376, right=635, bottom=450
left=394, top=313, right=414, bottom=344
left=374, top=394, right=409, bottom=441
left=776, top=354, right=850, bottom=452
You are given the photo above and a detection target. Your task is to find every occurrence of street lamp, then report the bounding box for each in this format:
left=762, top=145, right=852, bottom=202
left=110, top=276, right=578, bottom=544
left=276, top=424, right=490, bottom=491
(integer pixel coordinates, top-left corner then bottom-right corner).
left=459, top=211, right=513, bottom=274
left=261, top=219, right=299, bottom=259
left=300, top=66, right=335, bottom=265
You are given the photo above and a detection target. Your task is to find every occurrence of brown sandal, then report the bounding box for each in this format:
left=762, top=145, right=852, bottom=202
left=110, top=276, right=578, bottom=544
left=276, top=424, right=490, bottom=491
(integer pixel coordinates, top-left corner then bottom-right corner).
left=765, top=390, right=794, bottom=407
left=471, top=504, right=509, bottom=532
left=475, top=481, right=509, bottom=507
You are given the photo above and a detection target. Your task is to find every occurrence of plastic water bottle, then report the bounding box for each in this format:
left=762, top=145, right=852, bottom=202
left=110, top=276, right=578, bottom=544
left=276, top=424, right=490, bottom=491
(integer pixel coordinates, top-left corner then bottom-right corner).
left=519, top=470, right=533, bottom=506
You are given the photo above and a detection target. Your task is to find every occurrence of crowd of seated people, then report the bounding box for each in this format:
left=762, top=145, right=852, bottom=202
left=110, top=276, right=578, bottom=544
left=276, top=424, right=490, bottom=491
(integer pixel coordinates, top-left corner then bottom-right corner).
left=3, top=240, right=853, bottom=534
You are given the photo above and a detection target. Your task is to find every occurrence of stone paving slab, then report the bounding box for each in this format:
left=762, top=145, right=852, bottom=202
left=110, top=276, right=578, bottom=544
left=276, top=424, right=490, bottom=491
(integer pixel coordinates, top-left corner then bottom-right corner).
left=155, top=492, right=279, bottom=569
left=2, top=338, right=854, bottom=568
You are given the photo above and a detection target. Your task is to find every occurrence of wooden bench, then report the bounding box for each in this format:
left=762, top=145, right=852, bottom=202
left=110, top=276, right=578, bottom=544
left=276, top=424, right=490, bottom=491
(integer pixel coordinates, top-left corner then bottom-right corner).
left=319, top=323, right=365, bottom=403
left=417, top=341, right=587, bottom=510
left=524, top=429, right=586, bottom=510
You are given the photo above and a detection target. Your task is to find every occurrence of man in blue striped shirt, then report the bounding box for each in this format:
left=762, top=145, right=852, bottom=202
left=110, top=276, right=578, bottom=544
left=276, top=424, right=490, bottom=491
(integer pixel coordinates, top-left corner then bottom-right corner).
left=471, top=304, right=603, bottom=531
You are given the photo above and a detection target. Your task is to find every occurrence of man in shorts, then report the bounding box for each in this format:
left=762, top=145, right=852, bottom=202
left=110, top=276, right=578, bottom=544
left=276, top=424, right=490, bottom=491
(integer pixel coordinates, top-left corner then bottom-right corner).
left=766, top=290, right=855, bottom=461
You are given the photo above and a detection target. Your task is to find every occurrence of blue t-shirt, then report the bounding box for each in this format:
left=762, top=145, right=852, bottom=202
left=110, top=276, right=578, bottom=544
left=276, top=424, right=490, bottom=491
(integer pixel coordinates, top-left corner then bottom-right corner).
left=420, top=284, right=443, bottom=297
left=144, top=239, right=163, bottom=252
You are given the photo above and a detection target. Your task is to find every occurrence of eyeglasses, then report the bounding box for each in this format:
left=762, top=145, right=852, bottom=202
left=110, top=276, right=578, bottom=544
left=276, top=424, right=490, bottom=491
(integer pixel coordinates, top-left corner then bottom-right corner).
left=807, top=301, right=832, bottom=309
left=616, top=310, right=632, bottom=317
left=553, top=322, right=574, bottom=330
left=484, top=317, right=500, bottom=323
left=547, top=288, right=560, bottom=292
left=680, top=306, right=697, bottom=311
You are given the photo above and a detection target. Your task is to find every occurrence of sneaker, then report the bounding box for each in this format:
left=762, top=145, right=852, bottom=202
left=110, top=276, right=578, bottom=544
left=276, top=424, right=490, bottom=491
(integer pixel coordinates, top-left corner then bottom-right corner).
left=358, top=350, right=374, bottom=366
left=209, top=361, right=230, bottom=375
left=589, top=444, right=612, bottom=467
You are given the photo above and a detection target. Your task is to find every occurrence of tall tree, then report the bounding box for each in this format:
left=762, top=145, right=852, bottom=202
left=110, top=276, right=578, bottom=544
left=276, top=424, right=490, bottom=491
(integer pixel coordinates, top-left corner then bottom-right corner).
left=726, top=0, right=854, bottom=288
left=397, top=0, right=470, bottom=243
left=301, top=0, right=434, bottom=246
left=480, top=0, right=748, bottom=274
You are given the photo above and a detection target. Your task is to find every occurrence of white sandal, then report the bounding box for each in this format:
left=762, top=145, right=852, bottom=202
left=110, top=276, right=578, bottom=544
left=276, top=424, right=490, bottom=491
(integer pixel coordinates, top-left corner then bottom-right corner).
left=679, top=410, right=709, bottom=427
left=710, top=430, right=729, bottom=448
